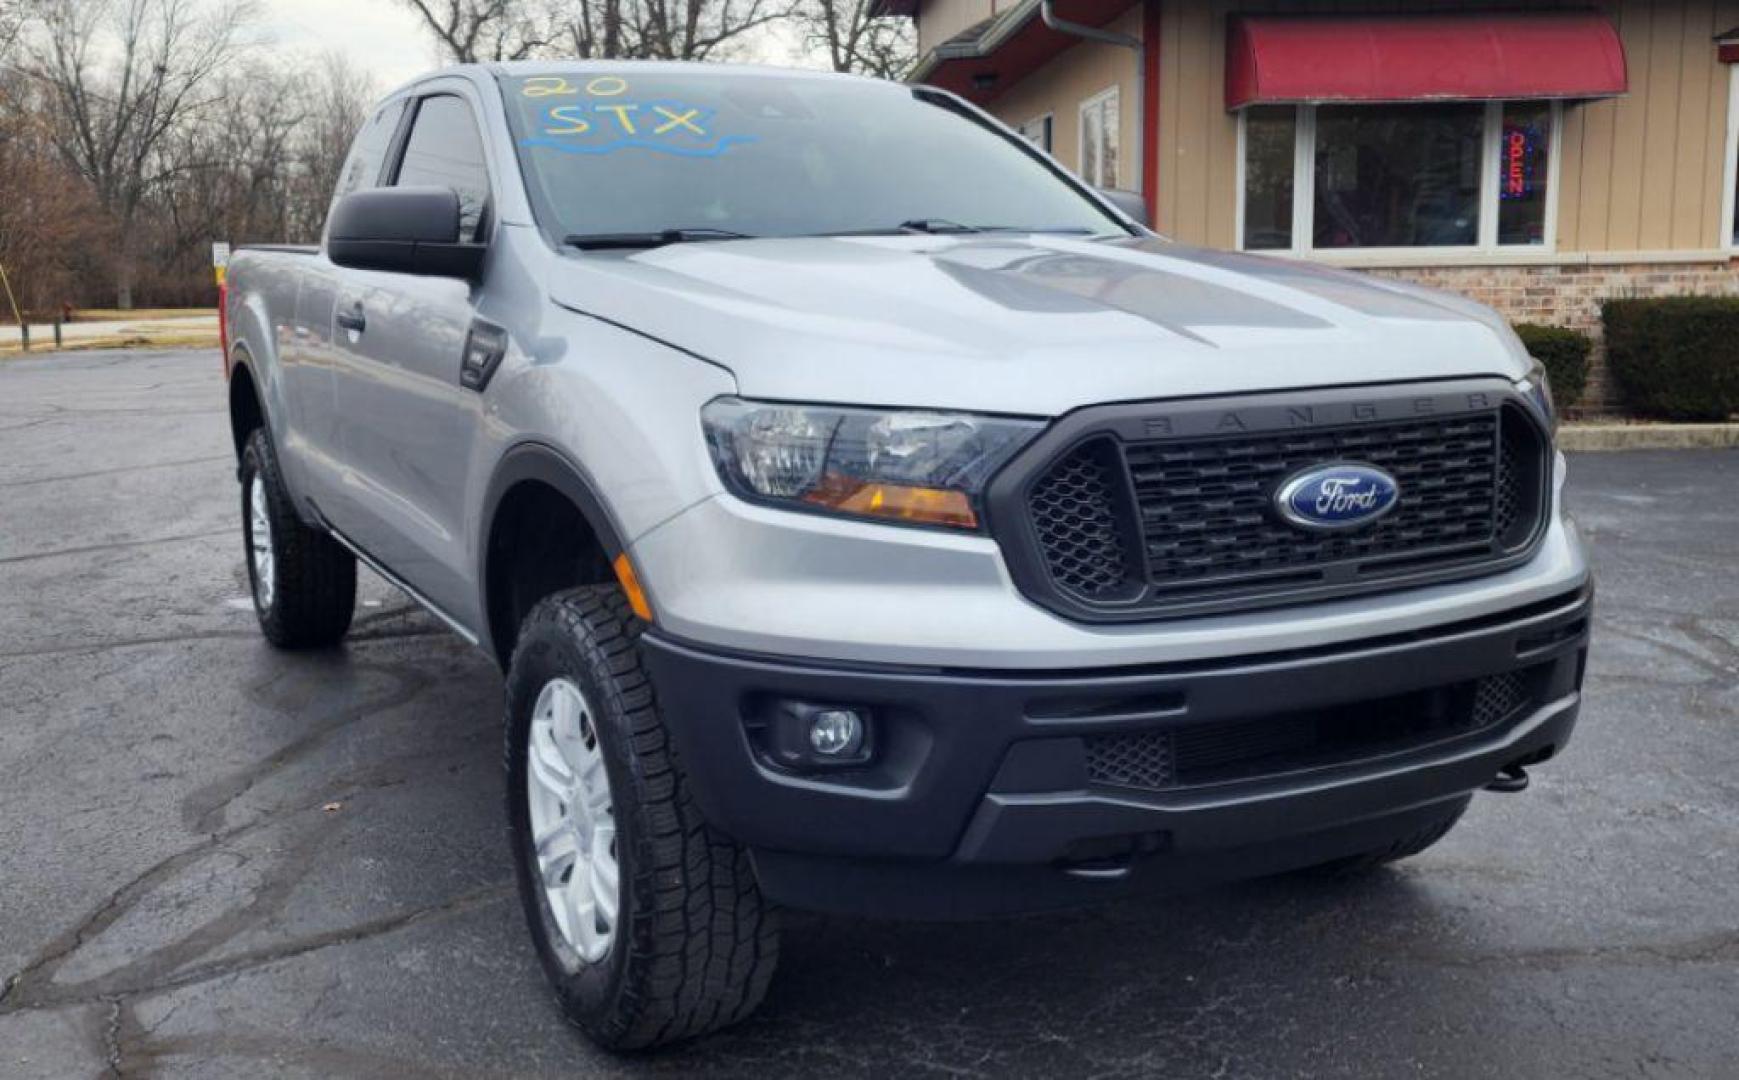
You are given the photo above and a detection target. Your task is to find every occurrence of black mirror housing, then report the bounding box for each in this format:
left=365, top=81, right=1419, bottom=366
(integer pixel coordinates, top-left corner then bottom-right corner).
left=1098, top=188, right=1151, bottom=229
left=327, top=187, right=485, bottom=279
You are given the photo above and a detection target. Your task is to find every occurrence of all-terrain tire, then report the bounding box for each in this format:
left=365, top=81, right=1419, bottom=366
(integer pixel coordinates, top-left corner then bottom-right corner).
left=240, top=428, right=356, bottom=648
left=1301, top=796, right=1471, bottom=878
left=505, top=586, right=780, bottom=1050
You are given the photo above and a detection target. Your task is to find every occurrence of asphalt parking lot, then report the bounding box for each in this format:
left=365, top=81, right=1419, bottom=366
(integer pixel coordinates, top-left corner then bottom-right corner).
left=1, top=348, right=1735, bottom=1079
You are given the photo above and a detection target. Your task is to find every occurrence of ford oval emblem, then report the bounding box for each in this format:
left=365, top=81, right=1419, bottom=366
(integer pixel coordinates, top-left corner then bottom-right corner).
left=1275, top=463, right=1401, bottom=531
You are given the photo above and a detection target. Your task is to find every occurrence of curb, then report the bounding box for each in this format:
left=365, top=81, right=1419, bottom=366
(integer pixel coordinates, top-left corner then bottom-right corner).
left=1559, top=423, right=1739, bottom=452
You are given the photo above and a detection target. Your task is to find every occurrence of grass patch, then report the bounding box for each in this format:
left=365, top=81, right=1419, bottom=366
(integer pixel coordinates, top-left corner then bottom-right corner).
left=0, top=329, right=219, bottom=357
left=66, top=307, right=217, bottom=322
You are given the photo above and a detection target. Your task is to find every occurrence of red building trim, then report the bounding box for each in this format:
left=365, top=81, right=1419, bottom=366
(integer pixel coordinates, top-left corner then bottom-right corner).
left=1142, top=0, right=1160, bottom=222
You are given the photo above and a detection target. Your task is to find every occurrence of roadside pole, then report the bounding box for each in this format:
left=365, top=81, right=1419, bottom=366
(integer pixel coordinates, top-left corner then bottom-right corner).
left=0, top=262, right=24, bottom=352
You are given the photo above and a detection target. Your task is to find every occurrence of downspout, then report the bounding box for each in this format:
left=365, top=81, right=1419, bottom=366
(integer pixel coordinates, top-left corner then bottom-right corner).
left=1040, top=0, right=1145, bottom=204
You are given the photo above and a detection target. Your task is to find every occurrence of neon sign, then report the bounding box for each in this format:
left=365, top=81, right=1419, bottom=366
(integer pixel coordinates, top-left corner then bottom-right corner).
left=1500, top=124, right=1542, bottom=201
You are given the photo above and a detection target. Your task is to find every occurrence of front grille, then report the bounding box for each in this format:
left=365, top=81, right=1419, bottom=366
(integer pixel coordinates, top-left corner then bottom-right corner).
left=1082, top=667, right=1542, bottom=792
left=1011, top=393, right=1549, bottom=619
left=1028, top=442, right=1131, bottom=599
left=1128, top=413, right=1500, bottom=586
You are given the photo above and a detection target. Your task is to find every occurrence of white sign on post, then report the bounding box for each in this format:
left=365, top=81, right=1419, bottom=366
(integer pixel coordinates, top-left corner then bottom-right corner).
left=211, top=242, right=231, bottom=269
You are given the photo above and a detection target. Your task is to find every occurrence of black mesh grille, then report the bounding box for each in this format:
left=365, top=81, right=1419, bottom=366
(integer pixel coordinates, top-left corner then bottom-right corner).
left=1082, top=669, right=1540, bottom=792
left=1126, top=413, right=1499, bottom=587
left=1027, top=442, right=1129, bottom=599
left=1493, top=420, right=1527, bottom=543
left=1471, top=669, right=1528, bottom=729
left=1019, top=404, right=1547, bottom=616
left=1083, top=728, right=1174, bottom=788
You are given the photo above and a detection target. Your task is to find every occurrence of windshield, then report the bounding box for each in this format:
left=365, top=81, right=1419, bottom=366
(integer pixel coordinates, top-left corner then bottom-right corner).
left=498, top=70, right=1128, bottom=242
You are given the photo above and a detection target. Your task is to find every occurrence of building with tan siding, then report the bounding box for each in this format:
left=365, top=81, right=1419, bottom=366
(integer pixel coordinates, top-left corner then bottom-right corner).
left=878, top=0, right=1739, bottom=406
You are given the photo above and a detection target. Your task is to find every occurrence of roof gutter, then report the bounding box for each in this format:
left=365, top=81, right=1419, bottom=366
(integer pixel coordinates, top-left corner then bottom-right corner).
left=1040, top=0, right=1144, bottom=198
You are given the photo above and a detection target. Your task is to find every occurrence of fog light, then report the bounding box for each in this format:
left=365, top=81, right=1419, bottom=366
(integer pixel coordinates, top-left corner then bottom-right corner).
left=756, top=700, right=874, bottom=771
left=808, top=709, right=863, bottom=756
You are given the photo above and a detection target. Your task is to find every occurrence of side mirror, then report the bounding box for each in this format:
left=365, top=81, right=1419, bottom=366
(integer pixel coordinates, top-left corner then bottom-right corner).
left=1098, top=188, right=1151, bottom=229
left=327, top=187, right=485, bottom=279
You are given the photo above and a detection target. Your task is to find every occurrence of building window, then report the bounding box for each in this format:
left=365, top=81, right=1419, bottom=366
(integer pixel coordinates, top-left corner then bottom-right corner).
left=1019, top=114, right=1054, bottom=153
left=1079, top=88, right=1120, bottom=188
left=1240, top=101, right=1560, bottom=255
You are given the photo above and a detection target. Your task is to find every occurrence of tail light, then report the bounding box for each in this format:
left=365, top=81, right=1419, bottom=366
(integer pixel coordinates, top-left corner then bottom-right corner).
left=218, top=280, right=230, bottom=376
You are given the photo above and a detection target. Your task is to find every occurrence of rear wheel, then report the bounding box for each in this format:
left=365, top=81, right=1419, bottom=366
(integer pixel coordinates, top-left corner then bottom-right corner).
left=505, top=586, right=779, bottom=1050
left=240, top=428, right=356, bottom=648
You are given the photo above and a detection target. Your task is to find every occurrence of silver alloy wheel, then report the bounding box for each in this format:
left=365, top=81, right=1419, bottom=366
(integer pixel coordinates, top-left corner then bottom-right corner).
left=526, top=676, right=619, bottom=963
left=248, top=476, right=276, bottom=610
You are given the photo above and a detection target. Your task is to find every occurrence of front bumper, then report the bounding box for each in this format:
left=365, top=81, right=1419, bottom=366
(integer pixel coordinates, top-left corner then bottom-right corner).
left=641, top=585, right=1591, bottom=919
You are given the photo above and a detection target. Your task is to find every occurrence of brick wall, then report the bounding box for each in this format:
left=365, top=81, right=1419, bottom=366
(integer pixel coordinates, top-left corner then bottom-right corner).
left=1363, top=259, right=1739, bottom=411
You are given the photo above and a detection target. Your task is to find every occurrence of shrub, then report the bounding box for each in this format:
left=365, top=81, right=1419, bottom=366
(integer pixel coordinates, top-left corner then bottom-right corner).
left=1512, top=323, right=1592, bottom=409
left=1602, top=298, right=1739, bottom=421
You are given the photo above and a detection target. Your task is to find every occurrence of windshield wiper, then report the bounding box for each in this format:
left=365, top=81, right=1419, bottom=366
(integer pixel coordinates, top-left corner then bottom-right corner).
left=896, top=218, right=982, bottom=234
left=815, top=222, right=1101, bottom=238
left=973, top=225, right=1098, bottom=235
left=562, top=228, right=754, bottom=251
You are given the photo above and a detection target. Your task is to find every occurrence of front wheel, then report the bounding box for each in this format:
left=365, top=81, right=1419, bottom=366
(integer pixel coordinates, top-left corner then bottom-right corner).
left=505, top=586, right=780, bottom=1050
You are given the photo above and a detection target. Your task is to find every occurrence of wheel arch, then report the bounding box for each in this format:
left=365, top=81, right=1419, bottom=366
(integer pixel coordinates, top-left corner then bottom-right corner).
left=479, top=442, right=630, bottom=668
left=227, top=346, right=266, bottom=462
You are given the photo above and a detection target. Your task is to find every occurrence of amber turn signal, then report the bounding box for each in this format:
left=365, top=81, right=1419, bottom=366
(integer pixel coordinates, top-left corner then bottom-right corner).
left=802, top=473, right=978, bottom=529
left=611, top=553, right=654, bottom=623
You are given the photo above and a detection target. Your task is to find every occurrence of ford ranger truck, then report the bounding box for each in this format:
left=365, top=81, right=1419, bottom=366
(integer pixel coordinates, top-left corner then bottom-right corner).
left=222, top=61, right=1592, bottom=1050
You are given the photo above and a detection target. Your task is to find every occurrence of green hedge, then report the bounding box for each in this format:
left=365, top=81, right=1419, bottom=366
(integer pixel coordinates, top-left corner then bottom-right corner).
left=1602, top=298, right=1739, bottom=421
left=1512, top=323, right=1592, bottom=409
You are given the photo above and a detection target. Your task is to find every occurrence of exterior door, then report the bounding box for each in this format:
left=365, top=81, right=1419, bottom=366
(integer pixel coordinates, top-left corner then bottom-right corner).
left=325, top=89, right=495, bottom=621
left=277, top=99, right=404, bottom=512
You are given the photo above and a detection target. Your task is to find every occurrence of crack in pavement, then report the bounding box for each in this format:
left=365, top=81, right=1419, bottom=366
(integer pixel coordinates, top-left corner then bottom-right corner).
left=179, top=660, right=429, bottom=834
left=102, top=997, right=125, bottom=1078
left=0, top=454, right=230, bottom=489
left=1386, top=928, right=1739, bottom=973
left=0, top=529, right=232, bottom=565
left=0, top=624, right=448, bottom=661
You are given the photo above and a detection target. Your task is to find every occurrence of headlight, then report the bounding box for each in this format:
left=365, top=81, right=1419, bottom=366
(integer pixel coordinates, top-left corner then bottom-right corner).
left=1518, top=360, right=1556, bottom=431
left=702, top=398, right=1043, bottom=530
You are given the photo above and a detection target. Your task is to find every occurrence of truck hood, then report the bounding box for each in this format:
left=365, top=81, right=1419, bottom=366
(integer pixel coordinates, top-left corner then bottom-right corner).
left=546, top=234, right=1528, bottom=416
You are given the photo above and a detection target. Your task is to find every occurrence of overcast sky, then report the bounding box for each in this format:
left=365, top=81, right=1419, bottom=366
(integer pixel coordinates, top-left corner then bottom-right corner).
left=253, top=0, right=809, bottom=95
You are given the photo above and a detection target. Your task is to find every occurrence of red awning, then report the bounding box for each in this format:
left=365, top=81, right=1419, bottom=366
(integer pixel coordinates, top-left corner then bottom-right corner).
left=1226, top=12, right=1628, bottom=110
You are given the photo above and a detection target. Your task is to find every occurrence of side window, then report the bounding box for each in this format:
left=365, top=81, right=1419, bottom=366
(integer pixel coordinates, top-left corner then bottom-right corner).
left=394, top=95, right=492, bottom=243
left=334, top=100, right=404, bottom=201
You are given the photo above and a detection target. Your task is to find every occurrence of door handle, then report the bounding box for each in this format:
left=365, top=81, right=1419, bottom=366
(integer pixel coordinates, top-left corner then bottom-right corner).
left=335, top=307, right=367, bottom=334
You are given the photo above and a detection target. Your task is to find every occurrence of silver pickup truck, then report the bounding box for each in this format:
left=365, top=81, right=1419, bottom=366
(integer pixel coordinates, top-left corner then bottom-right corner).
left=223, top=60, right=1592, bottom=1049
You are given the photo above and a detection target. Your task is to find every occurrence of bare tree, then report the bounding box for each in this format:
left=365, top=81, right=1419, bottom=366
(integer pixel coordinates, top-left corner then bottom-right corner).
left=584, top=0, right=791, bottom=61
left=0, top=0, right=25, bottom=64
left=794, top=0, right=913, bottom=79
left=400, top=0, right=789, bottom=65
left=396, top=0, right=558, bottom=63
left=0, top=84, right=108, bottom=316
left=289, top=52, right=375, bottom=240
left=24, top=0, right=258, bottom=307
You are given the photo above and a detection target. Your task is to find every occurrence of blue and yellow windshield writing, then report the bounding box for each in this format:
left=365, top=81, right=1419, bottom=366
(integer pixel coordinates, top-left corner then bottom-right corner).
left=518, top=75, right=756, bottom=159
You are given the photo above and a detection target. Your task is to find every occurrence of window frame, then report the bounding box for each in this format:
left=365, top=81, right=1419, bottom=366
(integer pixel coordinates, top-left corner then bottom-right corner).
left=1721, top=65, right=1739, bottom=250
left=384, top=90, right=498, bottom=245
left=1078, top=86, right=1121, bottom=188
left=1236, top=99, right=1563, bottom=260
left=1019, top=112, right=1055, bottom=154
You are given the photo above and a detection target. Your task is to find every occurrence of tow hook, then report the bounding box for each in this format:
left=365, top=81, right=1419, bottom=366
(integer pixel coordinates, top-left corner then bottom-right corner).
left=1485, top=763, right=1531, bottom=794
